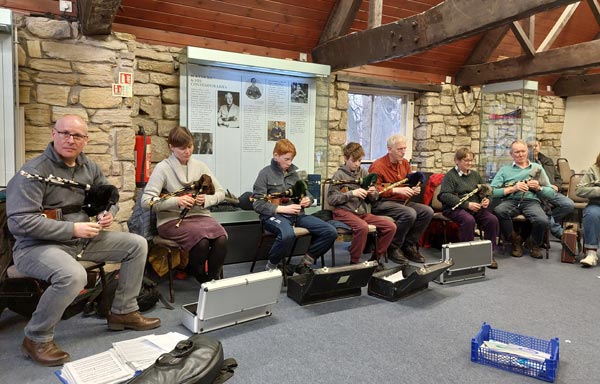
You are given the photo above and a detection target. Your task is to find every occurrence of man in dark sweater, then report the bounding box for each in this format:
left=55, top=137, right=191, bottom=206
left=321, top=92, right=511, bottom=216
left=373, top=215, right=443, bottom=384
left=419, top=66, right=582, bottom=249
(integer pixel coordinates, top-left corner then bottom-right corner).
left=529, top=140, right=574, bottom=238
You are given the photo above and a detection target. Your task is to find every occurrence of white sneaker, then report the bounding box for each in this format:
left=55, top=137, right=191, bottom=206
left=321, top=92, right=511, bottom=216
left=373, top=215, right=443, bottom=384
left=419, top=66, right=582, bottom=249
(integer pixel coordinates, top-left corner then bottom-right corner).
left=580, top=250, right=598, bottom=268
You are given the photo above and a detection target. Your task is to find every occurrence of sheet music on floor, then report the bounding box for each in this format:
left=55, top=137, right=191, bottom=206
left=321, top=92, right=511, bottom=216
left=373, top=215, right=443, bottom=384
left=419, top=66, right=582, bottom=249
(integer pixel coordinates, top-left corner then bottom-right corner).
left=383, top=270, right=406, bottom=283
left=55, top=332, right=189, bottom=384
left=113, top=332, right=188, bottom=371
left=56, top=350, right=135, bottom=384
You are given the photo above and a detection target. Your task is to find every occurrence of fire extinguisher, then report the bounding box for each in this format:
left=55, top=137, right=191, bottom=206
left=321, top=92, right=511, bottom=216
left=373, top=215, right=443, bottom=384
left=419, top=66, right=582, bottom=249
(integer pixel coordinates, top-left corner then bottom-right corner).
left=134, top=126, right=151, bottom=188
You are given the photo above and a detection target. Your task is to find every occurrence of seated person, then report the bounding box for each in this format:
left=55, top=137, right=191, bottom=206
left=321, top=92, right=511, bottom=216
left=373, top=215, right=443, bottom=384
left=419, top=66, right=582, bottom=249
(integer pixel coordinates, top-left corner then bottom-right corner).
left=529, top=140, right=575, bottom=238
left=6, top=115, right=160, bottom=367
left=327, top=142, right=396, bottom=269
left=490, top=140, right=555, bottom=259
left=142, top=126, right=227, bottom=283
left=575, top=152, right=600, bottom=267
left=369, top=134, right=433, bottom=264
left=437, top=148, right=500, bottom=269
left=252, top=139, right=337, bottom=273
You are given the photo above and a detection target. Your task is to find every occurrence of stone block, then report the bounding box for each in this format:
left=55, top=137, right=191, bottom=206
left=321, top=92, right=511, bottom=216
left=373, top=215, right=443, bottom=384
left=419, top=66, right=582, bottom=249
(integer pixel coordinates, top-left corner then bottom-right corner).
left=20, top=87, right=31, bottom=104
left=24, top=104, right=52, bottom=127
left=162, top=104, right=179, bottom=119
left=80, top=88, right=122, bottom=109
left=36, top=84, right=70, bottom=106
left=133, top=83, right=161, bottom=96
left=90, top=109, right=133, bottom=126
left=133, top=117, right=158, bottom=135
left=79, top=74, right=114, bottom=87
left=26, top=18, right=71, bottom=39
left=137, top=59, right=174, bottom=74
left=162, top=88, right=179, bottom=103
left=115, top=128, right=136, bottom=161
left=51, top=107, right=88, bottom=122
left=26, top=40, right=42, bottom=58
left=135, top=48, right=173, bottom=62
left=149, top=73, right=179, bottom=87
left=41, top=41, right=116, bottom=63
left=151, top=136, right=170, bottom=162
left=72, top=63, right=114, bottom=76
left=29, top=59, right=72, bottom=73
left=35, top=72, right=78, bottom=85
left=157, top=120, right=178, bottom=137
left=138, top=96, right=162, bottom=118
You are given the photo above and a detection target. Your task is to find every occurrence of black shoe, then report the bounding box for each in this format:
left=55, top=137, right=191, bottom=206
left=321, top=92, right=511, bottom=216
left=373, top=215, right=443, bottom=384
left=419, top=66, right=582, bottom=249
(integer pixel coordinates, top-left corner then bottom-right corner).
left=294, top=263, right=313, bottom=275
left=402, top=245, right=426, bottom=263
left=387, top=247, right=409, bottom=266
left=374, top=261, right=385, bottom=272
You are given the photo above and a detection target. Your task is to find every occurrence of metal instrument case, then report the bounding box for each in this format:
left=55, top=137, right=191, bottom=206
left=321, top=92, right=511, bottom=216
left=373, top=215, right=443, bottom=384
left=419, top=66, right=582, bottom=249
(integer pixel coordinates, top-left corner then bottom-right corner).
left=434, top=240, right=492, bottom=284
left=181, top=270, right=283, bottom=333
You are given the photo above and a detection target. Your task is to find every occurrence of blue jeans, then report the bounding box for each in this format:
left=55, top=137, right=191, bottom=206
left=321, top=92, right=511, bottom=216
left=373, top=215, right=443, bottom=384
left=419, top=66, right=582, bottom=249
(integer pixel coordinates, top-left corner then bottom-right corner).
left=494, top=199, right=549, bottom=246
left=262, top=214, right=337, bottom=265
left=13, top=231, right=148, bottom=343
left=545, top=193, right=575, bottom=237
left=583, top=204, right=600, bottom=249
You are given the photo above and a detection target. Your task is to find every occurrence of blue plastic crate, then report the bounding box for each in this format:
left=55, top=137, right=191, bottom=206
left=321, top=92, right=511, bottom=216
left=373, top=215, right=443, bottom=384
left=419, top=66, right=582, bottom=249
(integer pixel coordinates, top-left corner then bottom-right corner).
left=471, top=322, right=559, bottom=382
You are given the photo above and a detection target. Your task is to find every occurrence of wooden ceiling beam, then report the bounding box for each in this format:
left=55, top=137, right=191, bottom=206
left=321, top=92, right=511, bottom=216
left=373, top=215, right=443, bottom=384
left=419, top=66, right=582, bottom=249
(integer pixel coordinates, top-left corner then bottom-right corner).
left=463, top=25, right=511, bottom=65
left=312, top=0, right=579, bottom=71
left=318, top=0, right=363, bottom=44
left=553, top=73, right=600, bottom=96
left=587, top=0, right=600, bottom=25
left=455, top=39, right=600, bottom=85
left=537, top=2, right=580, bottom=52
left=368, top=0, right=383, bottom=29
left=78, top=0, right=122, bottom=36
left=511, top=21, right=536, bottom=57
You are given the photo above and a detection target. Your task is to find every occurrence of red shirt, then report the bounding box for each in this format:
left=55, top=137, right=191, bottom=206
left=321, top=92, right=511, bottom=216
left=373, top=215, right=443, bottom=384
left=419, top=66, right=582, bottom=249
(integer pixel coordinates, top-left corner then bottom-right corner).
left=368, top=154, right=411, bottom=200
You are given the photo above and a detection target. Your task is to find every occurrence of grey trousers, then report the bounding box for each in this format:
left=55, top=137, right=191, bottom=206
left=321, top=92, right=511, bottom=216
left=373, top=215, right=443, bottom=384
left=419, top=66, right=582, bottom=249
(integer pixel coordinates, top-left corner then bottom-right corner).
left=372, top=200, right=433, bottom=249
left=13, top=231, right=148, bottom=343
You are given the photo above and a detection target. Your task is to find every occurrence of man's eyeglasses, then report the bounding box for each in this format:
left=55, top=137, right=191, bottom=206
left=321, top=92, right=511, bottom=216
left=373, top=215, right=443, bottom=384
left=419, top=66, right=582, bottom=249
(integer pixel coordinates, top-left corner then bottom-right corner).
left=54, top=129, right=88, bottom=143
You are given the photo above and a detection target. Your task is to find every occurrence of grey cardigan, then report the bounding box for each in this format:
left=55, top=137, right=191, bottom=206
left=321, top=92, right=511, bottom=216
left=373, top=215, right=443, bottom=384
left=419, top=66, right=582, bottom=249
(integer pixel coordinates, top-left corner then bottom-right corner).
left=141, top=154, right=225, bottom=227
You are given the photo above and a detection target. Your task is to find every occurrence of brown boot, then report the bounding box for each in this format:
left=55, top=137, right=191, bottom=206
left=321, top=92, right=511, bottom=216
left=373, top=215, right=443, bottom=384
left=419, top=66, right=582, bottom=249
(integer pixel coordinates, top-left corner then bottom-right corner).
left=488, top=257, right=498, bottom=269
left=511, top=233, right=523, bottom=257
left=530, top=246, right=543, bottom=259
left=21, top=337, right=70, bottom=367
left=108, top=311, right=161, bottom=331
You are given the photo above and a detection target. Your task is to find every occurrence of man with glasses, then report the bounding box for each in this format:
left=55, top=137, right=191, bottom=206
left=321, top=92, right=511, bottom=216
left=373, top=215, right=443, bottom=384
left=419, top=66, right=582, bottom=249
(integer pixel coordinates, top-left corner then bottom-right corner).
left=6, top=115, right=160, bottom=367
left=369, top=134, right=433, bottom=265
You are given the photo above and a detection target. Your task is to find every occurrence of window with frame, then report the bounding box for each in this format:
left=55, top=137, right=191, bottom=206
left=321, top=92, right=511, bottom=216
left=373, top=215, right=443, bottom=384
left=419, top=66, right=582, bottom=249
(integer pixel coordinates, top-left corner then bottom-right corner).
left=347, top=86, right=414, bottom=162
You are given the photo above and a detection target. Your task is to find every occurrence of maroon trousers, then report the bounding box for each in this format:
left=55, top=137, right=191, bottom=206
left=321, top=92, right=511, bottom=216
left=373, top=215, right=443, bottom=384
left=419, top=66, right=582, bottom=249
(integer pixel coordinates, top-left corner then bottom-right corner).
left=333, top=209, right=396, bottom=263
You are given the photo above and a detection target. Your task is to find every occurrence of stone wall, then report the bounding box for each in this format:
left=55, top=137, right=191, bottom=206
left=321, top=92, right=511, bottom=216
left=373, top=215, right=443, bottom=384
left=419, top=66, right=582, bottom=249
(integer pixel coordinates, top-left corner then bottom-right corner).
left=16, top=16, right=182, bottom=229
left=326, top=76, right=566, bottom=177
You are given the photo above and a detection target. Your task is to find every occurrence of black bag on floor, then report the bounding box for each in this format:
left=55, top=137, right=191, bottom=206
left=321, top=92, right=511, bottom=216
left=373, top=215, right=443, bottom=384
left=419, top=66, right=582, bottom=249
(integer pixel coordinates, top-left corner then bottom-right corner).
left=128, top=333, right=237, bottom=384
left=83, top=272, right=174, bottom=318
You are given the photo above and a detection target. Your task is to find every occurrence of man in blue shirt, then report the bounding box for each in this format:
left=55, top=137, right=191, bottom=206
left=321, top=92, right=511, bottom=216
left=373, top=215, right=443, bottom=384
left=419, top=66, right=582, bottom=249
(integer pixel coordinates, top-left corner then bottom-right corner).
left=491, top=140, right=555, bottom=259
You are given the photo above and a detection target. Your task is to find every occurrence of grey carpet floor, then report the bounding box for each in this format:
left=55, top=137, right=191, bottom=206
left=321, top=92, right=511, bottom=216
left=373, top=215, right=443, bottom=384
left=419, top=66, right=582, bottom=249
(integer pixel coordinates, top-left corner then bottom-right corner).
left=1, top=241, right=597, bottom=384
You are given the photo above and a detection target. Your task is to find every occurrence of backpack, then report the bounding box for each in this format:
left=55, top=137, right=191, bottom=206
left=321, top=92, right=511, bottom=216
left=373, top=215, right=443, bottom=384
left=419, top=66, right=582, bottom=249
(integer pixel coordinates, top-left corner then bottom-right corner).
left=84, top=271, right=174, bottom=318
left=129, top=333, right=237, bottom=384
left=128, top=190, right=158, bottom=242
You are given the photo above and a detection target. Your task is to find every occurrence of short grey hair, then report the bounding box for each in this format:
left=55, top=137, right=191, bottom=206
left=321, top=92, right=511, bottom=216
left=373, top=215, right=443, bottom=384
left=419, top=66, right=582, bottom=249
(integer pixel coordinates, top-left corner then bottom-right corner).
left=387, top=134, right=406, bottom=148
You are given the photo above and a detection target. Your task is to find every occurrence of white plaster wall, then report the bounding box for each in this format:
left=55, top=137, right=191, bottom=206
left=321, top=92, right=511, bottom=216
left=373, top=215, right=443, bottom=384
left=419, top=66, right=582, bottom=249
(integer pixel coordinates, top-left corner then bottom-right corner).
left=562, top=95, right=600, bottom=173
